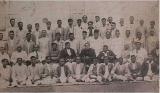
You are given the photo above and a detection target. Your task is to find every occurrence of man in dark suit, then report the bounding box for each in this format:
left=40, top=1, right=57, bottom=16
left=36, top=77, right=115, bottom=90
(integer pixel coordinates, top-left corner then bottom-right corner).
left=59, top=42, right=76, bottom=61
left=141, top=54, right=159, bottom=81
left=80, top=42, right=96, bottom=73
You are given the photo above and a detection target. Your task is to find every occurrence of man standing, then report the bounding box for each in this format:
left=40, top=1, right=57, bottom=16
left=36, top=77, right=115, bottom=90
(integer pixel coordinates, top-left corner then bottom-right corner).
left=54, top=20, right=66, bottom=40
left=66, top=18, right=75, bottom=40
left=87, top=21, right=95, bottom=37
left=0, top=33, right=7, bottom=50
left=89, top=29, right=103, bottom=56
left=33, top=23, right=41, bottom=44
left=53, top=33, right=65, bottom=51
left=78, top=31, right=90, bottom=52
left=103, top=31, right=113, bottom=49
left=135, top=20, right=147, bottom=48
left=127, top=16, right=136, bottom=38
left=65, top=33, right=78, bottom=54
left=38, top=30, right=49, bottom=57
left=7, top=31, right=19, bottom=57
left=147, top=29, right=158, bottom=54
left=23, top=33, right=35, bottom=55
left=16, top=22, right=25, bottom=43
left=94, top=16, right=101, bottom=29
left=81, top=15, right=88, bottom=31
left=117, top=18, right=126, bottom=38
left=100, top=18, right=107, bottom=39
left=74, top=19, right=83, bottom=39
left=111, top=30, right=124, bottom=58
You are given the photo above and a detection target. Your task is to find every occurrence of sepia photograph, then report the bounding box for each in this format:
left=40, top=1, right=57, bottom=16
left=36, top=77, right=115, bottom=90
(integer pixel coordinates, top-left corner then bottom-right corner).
left=0, top=0, right=159, bottom=92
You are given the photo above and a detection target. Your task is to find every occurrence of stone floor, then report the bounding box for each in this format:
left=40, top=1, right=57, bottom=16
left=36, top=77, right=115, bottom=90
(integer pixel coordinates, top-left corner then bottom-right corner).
left=0, top=81, right=158, bottom=92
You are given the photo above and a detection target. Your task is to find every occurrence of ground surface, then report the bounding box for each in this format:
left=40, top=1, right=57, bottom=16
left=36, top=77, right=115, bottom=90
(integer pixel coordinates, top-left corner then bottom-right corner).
left=0, top=81, right=158, bottom=92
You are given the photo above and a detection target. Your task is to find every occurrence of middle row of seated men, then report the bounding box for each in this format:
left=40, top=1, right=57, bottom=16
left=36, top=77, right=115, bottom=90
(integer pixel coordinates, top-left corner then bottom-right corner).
left=0, top=41, right=159, bottom=87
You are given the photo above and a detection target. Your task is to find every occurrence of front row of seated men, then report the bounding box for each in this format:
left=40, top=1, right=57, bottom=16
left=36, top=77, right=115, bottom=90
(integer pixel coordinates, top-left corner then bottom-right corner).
left=0, top=51, right=158, bottom=88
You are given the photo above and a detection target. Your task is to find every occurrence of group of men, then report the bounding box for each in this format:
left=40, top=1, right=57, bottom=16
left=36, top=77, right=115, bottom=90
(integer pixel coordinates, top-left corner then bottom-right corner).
left=0, top=15, right=159, bottom=88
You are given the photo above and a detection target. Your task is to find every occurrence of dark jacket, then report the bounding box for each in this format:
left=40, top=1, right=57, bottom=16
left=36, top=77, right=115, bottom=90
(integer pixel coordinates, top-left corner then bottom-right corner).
left=59, top=48, right=76, bottom=59
left=80, top=48, right=96, bottom=65
left=141, top=61, right=159, bottom=77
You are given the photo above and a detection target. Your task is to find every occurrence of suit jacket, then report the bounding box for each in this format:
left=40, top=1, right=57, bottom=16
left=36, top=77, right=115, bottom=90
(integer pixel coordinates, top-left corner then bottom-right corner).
left=99, top=64, right=113, bottom=76
left=59, top=48, right=76, bottom=59
left=141, top=61, right=159, bottom=77
left=80, top=48, right=96, bottom=64
left=97, top=50, right=116, bottom=63
left=56, top=65, right=71, bottom=77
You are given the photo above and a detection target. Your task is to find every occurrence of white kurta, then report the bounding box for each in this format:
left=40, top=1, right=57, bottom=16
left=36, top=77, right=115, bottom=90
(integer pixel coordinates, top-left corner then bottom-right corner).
left=74, top=25, right=83, bottom=39
left=38, top=37, right=49, bottom=56
left=111, top=37, right=124, bottom=58
left=89, top=37, right=103, bottom=56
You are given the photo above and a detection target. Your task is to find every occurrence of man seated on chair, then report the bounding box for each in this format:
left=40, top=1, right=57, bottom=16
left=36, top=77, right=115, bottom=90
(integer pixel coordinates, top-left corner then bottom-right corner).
left=12, top=58, right=28, bottom=87
left=59, top=42, right=76, bottom=75
left=97, top=45, right=116, bottom=64
left=56, top=58, right=75, bottom=83
left=111, top=57, right=130, bottom=81
left=72, top=56, right=85, bottom=82
left=141, top=54, right=159, bottom=81
left=128, top=55, right=142, bottom=81
left=82, top=58, right=102, bottom=83
left=0, top=59, right=12, bottom=88
left=99, top=57, right=113, bottom=82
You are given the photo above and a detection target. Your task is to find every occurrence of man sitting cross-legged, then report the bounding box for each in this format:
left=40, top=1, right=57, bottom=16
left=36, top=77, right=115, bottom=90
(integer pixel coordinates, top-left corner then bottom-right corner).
left=82, top=58, right=102, bottom=83
left=111, top=57, right=130, bottom=81
left=56, top=58, right=75, bottom=83
left=72, top=56, right=85, bottom=82
left=99, top=57, right=113, bottom=83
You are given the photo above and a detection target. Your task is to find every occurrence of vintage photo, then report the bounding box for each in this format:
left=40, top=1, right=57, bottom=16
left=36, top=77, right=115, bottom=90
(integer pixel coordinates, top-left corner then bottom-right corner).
left=0, top=0, right=159, bottom=92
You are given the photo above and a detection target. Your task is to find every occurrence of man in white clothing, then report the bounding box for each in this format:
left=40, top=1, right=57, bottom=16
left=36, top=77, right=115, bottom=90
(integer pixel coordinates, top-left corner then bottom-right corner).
left=12, top=58, right=28, bottom=86
left=111, top=30, right=124, bottom=58
left=81, top=15, right=88, bottom=31
left=38, top=30, right=49, bottom=57
left=89, top=29, right=103, bottom=56
left=11, top=45, right=27, bottom=64
left=94, top=16, right=101, bottom=29
left=74, top=19, right=83, bottom=39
